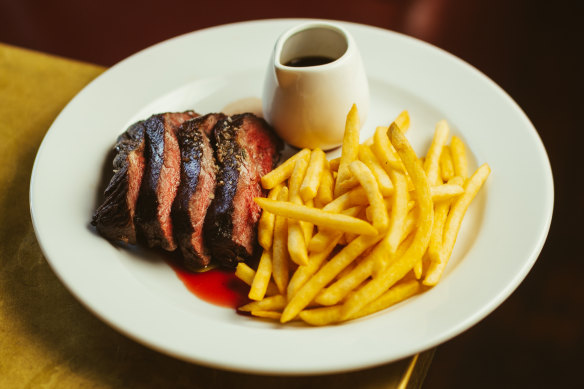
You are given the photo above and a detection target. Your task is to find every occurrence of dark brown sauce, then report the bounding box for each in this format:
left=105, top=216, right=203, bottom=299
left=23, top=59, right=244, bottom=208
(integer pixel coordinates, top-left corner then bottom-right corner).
left=284, top=56, right=335, bottom=67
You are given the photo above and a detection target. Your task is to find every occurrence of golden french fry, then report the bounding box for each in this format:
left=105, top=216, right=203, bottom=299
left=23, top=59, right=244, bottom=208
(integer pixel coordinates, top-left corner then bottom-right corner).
left=372, top=110, right=412, bottom=174
left=272, top=187, right=290, bottom=294
left=376, top=167, right=409, bottom=271
left=349, top=160, right=389, bottom=232
left=308, top=206, right=362, bottom=252
left=258, top=184, right=283, bottom=250
left=334, top=104, right=361, bottom=197
left=301, top=280, right=420, bottom=325
left=261, top=148, right=310, bottom=189
left=365, top=199, right=415, bottom=223
left=281, top=234, right=383, bottom=323
left=440, top=145, right=455, bottom=182
left=321, top=189, right=356, bottom=213
left=430, top=182, right=464, bottom=202
left=373, top=110, right=411, bottom=136
left=329, top=157, right=340, bottom=172
left=288, top=157, right=309, bottom=203
left=394, top=110, right=411, bottom=132
left=238, top=294, right=287, bottom=312
left=413, top=256, right=423, bottom=279
left=321, top=186, right=369, bottom=214
left=428, top=201, right=450, bottom=265
left=235, top=262, right=279, bottom=296
left=315, top=159, right=334, bottom=207
left=345, top=187, right=371, bottom=207
left=300, top=148, right=326, bottom=202
left=341, top=123, right=434, bottom=320
left=335, top=260, right=359, bottom=282
left=301, top=198, right=315, bottom=243
left=315, top=254, right=376, bottom=306
left=285, top=158, right=310, bottom=266
left=235, top=262, right=255, bottom=284
left=424, top=163, right=491, bottom=285
left=374, top=211, right=417, bottom=274
left=335, top=175, right=360, bottom=195
left=287, top=237, right=341, bottom=298
left=299, top=306, right=343, bottom=326
left=372, top=126, right=404, bottom=173
left=358, top=144, right=394, bottom=196
left=249, top=249, right=273, bottom=301
left=446, top=178, right=467, bottom=195
left=450, top=135, right=468, bottom=179
left=351, top=279, right=420, bottom=319
left=424, top=120, right=450, bottom=186
left=250, top=311, right=282, bottom=320
left=343, top=232, right=358, bottom=244
left=254, top=198, right=378, bottom=236
left=308, top=229, right=342, bottom=253
left=405, top=183, right=464, bottom=203
left=319, top=221, right=416, bottom=306
left=288, top=221, right=309, bottom=266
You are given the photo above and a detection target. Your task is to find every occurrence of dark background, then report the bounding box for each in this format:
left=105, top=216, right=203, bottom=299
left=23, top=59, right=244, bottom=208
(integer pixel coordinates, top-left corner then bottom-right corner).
left=1, top=0, right=582, bottom=387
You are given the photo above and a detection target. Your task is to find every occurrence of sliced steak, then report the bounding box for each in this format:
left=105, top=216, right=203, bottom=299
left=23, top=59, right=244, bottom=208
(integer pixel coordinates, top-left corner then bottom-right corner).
left=172, top=113, right=225, bottom=269
left=204, top=113, right=283, bottom=268
left=135, top=111, right=198, bottom=251
left=92, top=121, right=146, bottom=244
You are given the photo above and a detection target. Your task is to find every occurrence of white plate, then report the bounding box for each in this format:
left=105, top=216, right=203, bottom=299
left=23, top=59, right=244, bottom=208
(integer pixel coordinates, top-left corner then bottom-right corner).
left=30, top=19, right=553, bottom=375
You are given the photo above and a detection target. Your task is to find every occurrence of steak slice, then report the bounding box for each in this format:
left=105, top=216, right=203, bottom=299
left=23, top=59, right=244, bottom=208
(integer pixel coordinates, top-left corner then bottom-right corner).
left=135, top=110, right=198, bottom=251
left=172, top=113, right=224, bottom=269
left=92, top=121, right=146, bottom=244
left=204, top=113, right=283, bottom=268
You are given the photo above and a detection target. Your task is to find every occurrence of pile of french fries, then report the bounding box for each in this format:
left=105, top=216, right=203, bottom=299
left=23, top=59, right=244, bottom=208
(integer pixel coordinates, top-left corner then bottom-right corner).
left=235, top=105, right=491, bottom=325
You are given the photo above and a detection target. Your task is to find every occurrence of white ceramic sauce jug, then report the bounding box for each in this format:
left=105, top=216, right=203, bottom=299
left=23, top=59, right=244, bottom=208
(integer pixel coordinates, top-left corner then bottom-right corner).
left=262, top=22, right=369, bottom=150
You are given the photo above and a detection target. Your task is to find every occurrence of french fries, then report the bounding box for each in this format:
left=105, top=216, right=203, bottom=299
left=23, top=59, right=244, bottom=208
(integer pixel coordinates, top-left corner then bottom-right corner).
left=235, top=262, right=279, bottom=297
left=314, top=159, right=334, bottom=206
left=358, top=144, right=394, bottom=196
left=281, top=234, right=382, bottom=323
left=300, top=148, right=326, bottom=202
left=308, top=206, right=362, bottom=252
left=334, top=104, right=361, bottom=197
left=440, top=145, right=455, bottom=182
left=261, top=148, right=311, bottom=189
left=271, top=187, right=290, bottom=294
left=348, top=160, right=389, bottom=232
left=248, top=249, right=273, bottom=301
left=240, top=106, right=489, bottom=326
left=424, top=120, right=450, bottom=186
left=450, top=135, right=468, bottom=179
left=424, top=164, right=490, bottom=285
left=287, top=237, right=341, bottom=298
left=301, top=279, right=420, bottom=326
left=287, top=158, right=310, bottom=266
left=340, top=123, right=434, bottom=320
left=254, top=198, right=378, bottom=236
left=258, top=185, right=283, bottom=250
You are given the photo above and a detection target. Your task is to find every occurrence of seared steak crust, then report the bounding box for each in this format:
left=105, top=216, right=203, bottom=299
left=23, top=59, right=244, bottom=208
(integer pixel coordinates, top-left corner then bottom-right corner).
left=204, top=114, right=283, bottom=267
left=92, top=121, right=146, bottom=244
left=135, top=111, right=198, bottom=251
left=172, top=113, right=224, bottom=269
left=93, top=110, right=282, bottom=270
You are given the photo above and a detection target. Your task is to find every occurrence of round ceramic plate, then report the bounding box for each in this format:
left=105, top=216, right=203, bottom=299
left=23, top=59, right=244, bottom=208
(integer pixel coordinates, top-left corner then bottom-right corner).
left=30, top=19, right=553, bottom=375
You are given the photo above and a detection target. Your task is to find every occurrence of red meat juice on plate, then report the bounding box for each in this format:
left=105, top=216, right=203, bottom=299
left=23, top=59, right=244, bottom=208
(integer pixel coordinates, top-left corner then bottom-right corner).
left=171, top=265, right=250, bottom=308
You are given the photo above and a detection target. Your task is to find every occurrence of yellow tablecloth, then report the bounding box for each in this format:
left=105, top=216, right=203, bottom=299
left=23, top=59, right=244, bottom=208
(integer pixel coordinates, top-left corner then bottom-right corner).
left=0, top=42, right=433, bottom=388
